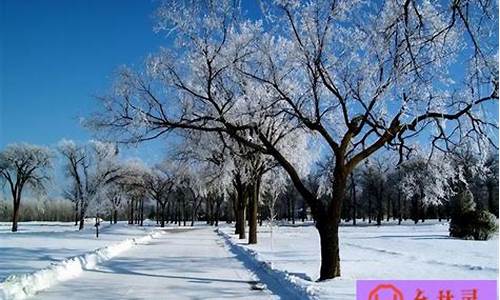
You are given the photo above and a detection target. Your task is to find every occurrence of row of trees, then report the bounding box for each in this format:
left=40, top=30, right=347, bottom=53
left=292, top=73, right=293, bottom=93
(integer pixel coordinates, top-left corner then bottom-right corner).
left=2, top=0, right=497, bottom=281
left=341, top=148, right=499, bottom=225
left=1, top=139, right=497, bottom=232
left=88, top=0, right=498, bottom=280
left=0, top=196, right=75, bottom=222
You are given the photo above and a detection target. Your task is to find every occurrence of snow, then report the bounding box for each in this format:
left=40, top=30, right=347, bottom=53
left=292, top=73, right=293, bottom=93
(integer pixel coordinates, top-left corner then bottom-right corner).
left=0, top=227, right=163, bottom=300
left=220, top=220, right=499, bottom=299
left=32, top=227, right=275, bottom=300
left=0, top=220, right=497, bottom=299
left=0, top=221, right=157, bottom=282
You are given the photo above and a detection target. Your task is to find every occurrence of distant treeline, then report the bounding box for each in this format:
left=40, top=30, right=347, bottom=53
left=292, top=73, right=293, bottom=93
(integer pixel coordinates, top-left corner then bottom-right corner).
left=0, top=197, right=75, bottom=222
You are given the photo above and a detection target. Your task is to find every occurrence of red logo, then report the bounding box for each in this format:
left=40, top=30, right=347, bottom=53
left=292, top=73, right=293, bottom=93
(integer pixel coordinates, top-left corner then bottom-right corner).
left=368, top=284, right=404, bottom=300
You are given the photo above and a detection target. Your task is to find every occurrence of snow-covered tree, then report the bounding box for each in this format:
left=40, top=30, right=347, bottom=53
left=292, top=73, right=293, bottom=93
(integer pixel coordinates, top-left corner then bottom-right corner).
left=399, top=153, right=461, bottom=223
left=359, top=157, right=390, bottom=225
left=58, top=139, right=123, bottom=230
left=143, top=162, right=177, bottom=227
left=0, top=143, right=53, bottom=232
left=90, top=0, right=498, bottom=280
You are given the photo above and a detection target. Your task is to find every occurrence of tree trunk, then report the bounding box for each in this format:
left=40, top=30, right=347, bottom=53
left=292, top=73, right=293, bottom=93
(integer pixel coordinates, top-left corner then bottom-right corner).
left=74, top=200, right=79, bottom=226
left=232, top=193, right=240, bottom=234
left=113, top=209, right=118, bottom=224
left=368, top=196, right=372, bottom=224
left=235, top=180, right=247, bottom=239
left=140, top=198, right=144, bottom=226
left=215, top=198, right=221, bottom=227
left=161, top=203, right=166, bottom=227
left=316, top=219, right=341, bottom=280
left=79, top=203, right=86, bottom=230
left=237, top=200, right=246, bottom=239
left=248, top=181, right=259, bottom=244
left=95, top=214, right=100, bottom=238
left=166, top=201, right=171, bottom=223
left=156, top=201, right=159, bottom=225
left=398, top=189, right=402, bottom=225
left=11, top=198, right=20, bottom=232
left=128, top=200, right=134, bottom=225
left=386, top=194, right=390, bottom=222
left=351, top=173, right=357, bottom=226
left=191, top=200, right=197, bottom=227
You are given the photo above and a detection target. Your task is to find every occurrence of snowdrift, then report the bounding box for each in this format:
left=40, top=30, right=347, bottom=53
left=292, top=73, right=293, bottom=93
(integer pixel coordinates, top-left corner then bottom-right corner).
left=0, top=230, right=163, bottom=300
left=216, top=229, right=319, bottom=300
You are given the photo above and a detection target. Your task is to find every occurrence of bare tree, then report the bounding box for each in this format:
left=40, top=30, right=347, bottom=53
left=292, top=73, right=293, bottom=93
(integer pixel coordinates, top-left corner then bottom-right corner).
left=58, top=140, right=123, bottom=230
left=0, top=144, right=52, bottom=232
left=143, top=165, right=176, bottom=227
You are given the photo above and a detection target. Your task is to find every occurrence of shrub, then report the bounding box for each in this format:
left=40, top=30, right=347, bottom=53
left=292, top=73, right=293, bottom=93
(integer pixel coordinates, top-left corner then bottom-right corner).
left=449, top=209, right=498, bottom=240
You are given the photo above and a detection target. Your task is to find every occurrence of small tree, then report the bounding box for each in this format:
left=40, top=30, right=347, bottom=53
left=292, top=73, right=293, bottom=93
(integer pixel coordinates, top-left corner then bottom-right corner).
left=0, top=144, right=52, bottom=232
left=449, top=189, right=497, bottom=240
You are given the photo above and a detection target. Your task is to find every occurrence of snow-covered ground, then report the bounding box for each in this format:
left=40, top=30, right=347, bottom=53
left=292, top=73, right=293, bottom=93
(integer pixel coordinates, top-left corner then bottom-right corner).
left=220, top=220, right=499, bottom=299
left=0, top=221, right=157, bottom=282
left=32, top=227, right=275, bottom=300
left=0, top=220, right=497, bottom=299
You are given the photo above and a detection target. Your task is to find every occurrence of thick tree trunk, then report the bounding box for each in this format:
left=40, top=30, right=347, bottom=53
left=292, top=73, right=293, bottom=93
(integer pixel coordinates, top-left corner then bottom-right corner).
left=237, top=199, right=246, bottom=239
left=79, top=204, right=86, bottom=230
left=248, top=181, right=259, bottom=244
left=113, top=209, right=118, bottom=224
left=317, top=219, right=341, bottom=280
left=315, top=170, right=346, bottom=281
left=235, top=180, right=246, bottom=239
left=11, top=198, right=20, bottom=232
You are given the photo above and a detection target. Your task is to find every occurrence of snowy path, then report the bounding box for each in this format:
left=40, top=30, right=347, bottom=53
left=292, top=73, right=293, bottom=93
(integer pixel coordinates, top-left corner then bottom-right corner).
left=34, top=227, right=276, bottom=300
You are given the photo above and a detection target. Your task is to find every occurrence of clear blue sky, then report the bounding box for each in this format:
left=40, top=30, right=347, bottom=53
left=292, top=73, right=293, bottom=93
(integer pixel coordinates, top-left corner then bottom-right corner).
left=0, top=0, right=262, bottom=165
left=0, top=0, right=497, bottom=161
left=0, top=0, right=171, bottom=163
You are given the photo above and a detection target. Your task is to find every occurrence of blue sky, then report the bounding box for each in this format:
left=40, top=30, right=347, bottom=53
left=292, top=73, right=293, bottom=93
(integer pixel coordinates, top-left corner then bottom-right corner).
left=0, top=0, right=172, bottom=163
left=0, top=0, right=263, bottom=165
left=0, top=0, right=497, bottom=163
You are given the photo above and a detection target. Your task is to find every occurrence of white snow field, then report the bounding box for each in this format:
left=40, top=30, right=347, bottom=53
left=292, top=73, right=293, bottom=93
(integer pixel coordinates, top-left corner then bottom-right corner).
left=0, top=220, right=497, bottom=299
left=32, top=227, right=277, bottom=300
left=220, top=220, right=499, bottom=299
left=0, top=221, right=158, bottom=283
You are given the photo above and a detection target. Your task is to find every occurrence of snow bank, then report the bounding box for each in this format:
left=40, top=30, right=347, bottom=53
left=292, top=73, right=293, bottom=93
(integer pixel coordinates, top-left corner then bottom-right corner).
left=0, top=230, right=163, bottom=300
left=216, top=229, right=319, bottom=300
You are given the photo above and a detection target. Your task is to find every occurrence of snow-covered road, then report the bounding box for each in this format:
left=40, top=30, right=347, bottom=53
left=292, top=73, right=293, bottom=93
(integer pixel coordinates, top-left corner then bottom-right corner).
left=34, top=227, right=276, bottom=300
